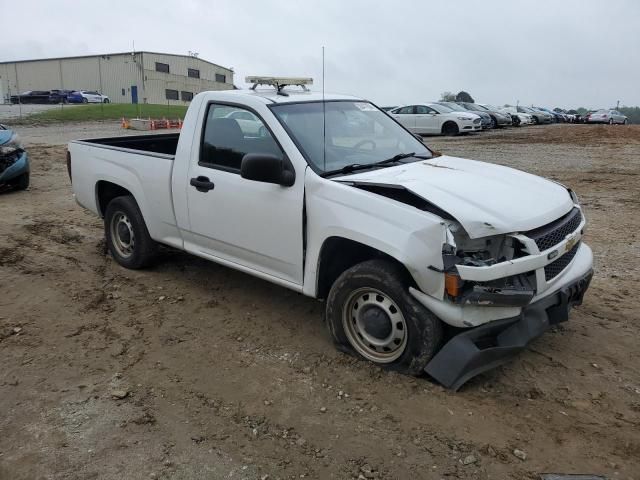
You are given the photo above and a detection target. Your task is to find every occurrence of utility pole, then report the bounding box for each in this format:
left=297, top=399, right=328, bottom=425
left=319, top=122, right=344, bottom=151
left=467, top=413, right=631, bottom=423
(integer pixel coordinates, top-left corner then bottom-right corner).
left=616, top=100, right=620, bottom=110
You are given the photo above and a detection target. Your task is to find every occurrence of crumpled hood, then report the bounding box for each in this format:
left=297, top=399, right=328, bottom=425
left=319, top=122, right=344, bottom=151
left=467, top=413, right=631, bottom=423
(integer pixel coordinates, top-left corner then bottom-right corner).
left=336, top=156, right=574, bottom=238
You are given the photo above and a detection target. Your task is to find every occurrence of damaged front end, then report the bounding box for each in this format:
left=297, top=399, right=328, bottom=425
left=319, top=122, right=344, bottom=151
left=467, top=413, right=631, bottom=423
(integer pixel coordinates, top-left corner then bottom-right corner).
left=414, top=209, right=593, bottom=390
left=0, top=128, right=29, bottom=185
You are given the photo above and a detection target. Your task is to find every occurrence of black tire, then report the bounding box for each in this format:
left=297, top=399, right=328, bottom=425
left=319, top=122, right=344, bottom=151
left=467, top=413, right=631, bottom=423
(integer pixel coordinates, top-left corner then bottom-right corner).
left=490, top=116, right=497, bottom=129
left=325, top=259, right=443, bottom=376
left=11, top=172, right=29, bottom=190
left=608, top=118, right=614, bottom=125
left=103, top=98, right=110, bottom=104
left=512, top=116, right=521, bottom=127
left=104, top=196, right=157, bottom=269
left=82, top=97, right=88, bottom=104
left=533, top=116, right=540, bottom=125
left=441, top=121, right=459, bottom=136
left=623, top=119, right=628, bottom=125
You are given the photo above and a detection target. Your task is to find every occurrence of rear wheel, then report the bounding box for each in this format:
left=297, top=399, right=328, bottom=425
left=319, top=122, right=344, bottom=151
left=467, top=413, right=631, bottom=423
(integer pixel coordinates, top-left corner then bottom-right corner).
left=104, top=196, right=157, bottom=269
left=325, top=259, right=443, bottom=375
left=103, top=98, right=110, bottom=104
left=442, top=121, right=459, bottom=136
left=82, top=97, right=88, bottom=104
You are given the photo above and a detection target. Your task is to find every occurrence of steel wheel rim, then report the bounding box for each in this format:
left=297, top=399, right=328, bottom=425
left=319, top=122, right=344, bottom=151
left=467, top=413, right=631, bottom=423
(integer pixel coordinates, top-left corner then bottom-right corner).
left=110, top=212, right=135, bottom=258
left=342, top=287, right=408, bottom=363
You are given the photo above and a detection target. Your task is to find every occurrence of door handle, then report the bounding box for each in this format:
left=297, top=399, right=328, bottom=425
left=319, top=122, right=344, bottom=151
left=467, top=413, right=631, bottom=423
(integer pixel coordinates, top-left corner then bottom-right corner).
left=190, top=176, right=215, bottom=192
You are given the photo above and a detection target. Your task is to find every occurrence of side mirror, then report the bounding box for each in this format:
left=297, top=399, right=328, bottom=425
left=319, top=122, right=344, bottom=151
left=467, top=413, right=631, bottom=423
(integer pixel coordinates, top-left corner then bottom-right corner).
left=240, top=153, right=295, bottom=187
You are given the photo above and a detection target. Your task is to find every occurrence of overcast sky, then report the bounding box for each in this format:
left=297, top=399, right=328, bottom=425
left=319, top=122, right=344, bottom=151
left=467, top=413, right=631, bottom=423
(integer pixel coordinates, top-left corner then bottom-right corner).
left=1, top=0, right=638, bottom=108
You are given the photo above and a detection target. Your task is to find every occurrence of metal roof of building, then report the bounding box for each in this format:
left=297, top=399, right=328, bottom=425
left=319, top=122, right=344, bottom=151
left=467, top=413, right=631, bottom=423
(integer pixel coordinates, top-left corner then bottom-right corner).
left=0, top=51, right=232, bottom=72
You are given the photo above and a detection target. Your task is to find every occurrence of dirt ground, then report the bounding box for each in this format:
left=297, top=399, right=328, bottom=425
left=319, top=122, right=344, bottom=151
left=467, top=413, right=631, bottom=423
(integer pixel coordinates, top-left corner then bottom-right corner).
left=1, top=124, right=639, bottom=480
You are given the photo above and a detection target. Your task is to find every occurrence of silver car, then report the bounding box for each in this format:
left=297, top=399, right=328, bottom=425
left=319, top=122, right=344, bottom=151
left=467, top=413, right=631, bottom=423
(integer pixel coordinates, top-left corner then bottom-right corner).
left=586, top=109, right=628, bottom=125
left=460, top=103, right=513, bottom=128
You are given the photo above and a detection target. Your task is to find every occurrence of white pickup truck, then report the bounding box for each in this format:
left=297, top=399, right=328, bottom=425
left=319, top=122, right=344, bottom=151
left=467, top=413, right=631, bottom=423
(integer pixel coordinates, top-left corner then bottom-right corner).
left=68, top=79, right=593, bottom=389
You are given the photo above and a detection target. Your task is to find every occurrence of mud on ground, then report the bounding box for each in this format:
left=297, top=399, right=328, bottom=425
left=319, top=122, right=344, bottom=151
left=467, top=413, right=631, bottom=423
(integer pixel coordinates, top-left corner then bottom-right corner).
left=0, top=124, right=639, bottom=480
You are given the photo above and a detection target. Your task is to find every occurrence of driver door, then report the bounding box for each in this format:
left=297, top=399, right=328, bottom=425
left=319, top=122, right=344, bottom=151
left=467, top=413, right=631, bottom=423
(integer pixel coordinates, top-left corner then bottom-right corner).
left=391, top=106, right=416, bottom=131
left=414, top=105, right=439, bottom=135
left=183, top=103, right=305, bottom=286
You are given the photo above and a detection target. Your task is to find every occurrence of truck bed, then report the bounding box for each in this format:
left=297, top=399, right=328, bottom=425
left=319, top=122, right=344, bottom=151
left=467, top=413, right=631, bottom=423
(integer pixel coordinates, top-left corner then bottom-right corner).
left=76, top=133, right=180, bottom=157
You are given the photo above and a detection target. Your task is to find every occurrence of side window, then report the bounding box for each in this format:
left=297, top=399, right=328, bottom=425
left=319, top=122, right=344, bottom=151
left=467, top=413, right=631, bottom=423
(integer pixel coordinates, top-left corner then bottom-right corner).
left=200, top=104, right=283, bottom=172
left=415, top=105, right=434, bottom=114
left=396, top=106, right=414, bottom=114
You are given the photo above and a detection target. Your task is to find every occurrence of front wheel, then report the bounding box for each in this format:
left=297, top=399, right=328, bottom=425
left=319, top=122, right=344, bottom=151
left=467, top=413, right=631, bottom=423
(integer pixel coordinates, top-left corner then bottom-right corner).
left=441, top=121, right=459, bottom=136
left=104, top=196, right=157, bottom=269
left=623, top=119, right=628, bottom=125
left=11, top=172, right=29, bottom=190
left=103, top=98, right=110, bottom=104
left=608, top=119, right=614, bottom=125
left=82, top=97, right=88, bottom=104
left=325, top=259, right=443, bottom=375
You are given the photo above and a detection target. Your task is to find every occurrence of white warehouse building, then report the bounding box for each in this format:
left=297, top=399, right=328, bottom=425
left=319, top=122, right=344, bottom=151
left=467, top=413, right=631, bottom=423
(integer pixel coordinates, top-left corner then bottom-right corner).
left=0, top=51, right=234, bottom=105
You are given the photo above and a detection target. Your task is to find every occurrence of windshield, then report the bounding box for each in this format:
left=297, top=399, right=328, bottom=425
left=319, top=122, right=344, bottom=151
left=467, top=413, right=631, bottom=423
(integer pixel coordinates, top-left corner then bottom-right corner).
left=463, top=103, right=483, bottom=112
left=271, top=101, right=431, bottom=174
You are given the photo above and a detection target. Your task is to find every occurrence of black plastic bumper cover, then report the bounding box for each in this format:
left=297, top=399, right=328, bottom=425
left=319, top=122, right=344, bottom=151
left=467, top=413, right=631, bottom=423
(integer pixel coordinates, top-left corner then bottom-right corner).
left=425, top=270, right=593, bottom=391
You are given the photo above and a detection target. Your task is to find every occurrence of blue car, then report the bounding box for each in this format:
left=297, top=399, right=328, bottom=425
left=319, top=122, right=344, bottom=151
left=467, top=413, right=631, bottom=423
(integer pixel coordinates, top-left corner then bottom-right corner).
left=66, top=91, right=85, bottom=103
left=0, top=124, right=30, bottom=190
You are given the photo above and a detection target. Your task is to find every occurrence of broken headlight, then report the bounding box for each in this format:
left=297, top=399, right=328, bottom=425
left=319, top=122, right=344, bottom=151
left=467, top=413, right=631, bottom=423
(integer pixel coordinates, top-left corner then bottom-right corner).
left=0, top=134, right=23, bottom=172
left=441, top=228, right=535, bottom=306
left=0, top=133, right=22, bottom=156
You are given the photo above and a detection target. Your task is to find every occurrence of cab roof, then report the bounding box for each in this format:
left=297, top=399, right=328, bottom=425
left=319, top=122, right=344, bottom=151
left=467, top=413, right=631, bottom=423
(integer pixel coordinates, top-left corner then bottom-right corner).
left=203, top=88, right=363, bottom=104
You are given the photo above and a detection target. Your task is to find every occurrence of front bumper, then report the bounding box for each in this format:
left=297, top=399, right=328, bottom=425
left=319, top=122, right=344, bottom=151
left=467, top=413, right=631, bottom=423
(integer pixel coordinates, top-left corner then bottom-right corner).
left=424, top=268, right=593, bottom=390
left=0, top=150, right=29, bottom=184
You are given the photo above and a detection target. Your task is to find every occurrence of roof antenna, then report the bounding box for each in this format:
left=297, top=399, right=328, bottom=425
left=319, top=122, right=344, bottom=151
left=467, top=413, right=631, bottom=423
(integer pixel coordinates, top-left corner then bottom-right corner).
left=322, top=46, right=326, bottom=172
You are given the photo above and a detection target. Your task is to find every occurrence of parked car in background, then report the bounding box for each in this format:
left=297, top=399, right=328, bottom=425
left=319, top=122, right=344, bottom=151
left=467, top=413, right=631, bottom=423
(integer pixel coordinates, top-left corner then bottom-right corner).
left=0, top=124, right=29, bottom=190
left=435, top=102, right=492, bottom=129
left=500, top=106, right=535, bottom=126
left=585, top=109, right=628, bottom=125
left=74, top=90, right=110, bottom=103
left=390, top=103, right=482, bottom=135
left=49, top=89, right=74, bottom=103
left=515, top=106, right=552, bottom=124
left=380, top=106, right=397, bottom=112
left=479, top=104, right=518, bottom=126
left=10, top=91, right=51, bottom=104
left=67, top=91, right=85, bottom=103
left=459, top=103, right=513, bottom=128
left=534, top=107, right=565, bottom=123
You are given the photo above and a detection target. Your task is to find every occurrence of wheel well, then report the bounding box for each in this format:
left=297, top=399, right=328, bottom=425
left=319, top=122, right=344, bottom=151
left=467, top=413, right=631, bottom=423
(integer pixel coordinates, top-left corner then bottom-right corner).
left=316, top=237, right=414, bottom=300
left=441, top=121, right=458, bottom=133
left=96, top=181, right=132, bottom=217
